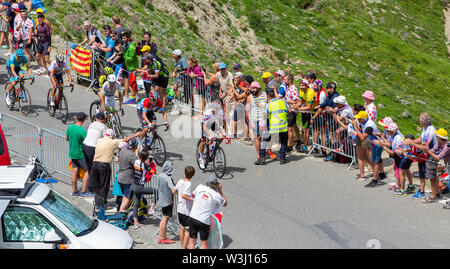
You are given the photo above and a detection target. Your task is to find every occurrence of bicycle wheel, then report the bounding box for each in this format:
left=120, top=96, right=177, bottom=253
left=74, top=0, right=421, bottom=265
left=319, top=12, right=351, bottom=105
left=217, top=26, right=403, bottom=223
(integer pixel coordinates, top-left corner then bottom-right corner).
left=111, top=112, right=124, bottom=138
left=4, top=82, right=14, bottom=110
left=58, top=94, right=69, bottom=124
left=195, top=139, right=207, bottom=171
left=46, top=88, right=55, bottom=117
left=213, top=146, right=227, bottom=178
left=18, top=87, right=31, bottom=116
left=89, top=100, right=101, bottom=122
left=151, top=134, right=166, bottom=166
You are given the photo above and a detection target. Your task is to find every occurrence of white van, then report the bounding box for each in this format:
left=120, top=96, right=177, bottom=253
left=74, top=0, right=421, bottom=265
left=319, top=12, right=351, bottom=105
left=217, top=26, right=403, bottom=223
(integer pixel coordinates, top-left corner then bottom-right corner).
left=0, top=166, right=133, bottom=249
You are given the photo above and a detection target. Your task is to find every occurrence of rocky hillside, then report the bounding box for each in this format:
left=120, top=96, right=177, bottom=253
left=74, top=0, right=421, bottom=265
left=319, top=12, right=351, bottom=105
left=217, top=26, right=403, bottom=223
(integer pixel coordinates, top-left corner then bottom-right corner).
left=47, top=0, right=449, bottom=135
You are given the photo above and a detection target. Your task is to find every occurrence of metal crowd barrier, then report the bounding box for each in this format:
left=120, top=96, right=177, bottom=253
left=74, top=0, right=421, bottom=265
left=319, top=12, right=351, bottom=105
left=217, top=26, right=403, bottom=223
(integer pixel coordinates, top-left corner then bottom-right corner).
left=174, top=74, right=213, bottom=114
left=144, top=174, right=180, bottom=236
left=65, top=42, right=98, bottom=87
left=40, top=128, right=70, bottom=177
left=307, top=112, right=357, bottom=170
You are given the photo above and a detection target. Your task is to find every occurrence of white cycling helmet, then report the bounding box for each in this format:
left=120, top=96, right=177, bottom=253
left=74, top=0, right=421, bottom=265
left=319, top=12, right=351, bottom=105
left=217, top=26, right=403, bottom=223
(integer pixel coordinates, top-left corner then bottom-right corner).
left=107, top=74, right=117, bottom=83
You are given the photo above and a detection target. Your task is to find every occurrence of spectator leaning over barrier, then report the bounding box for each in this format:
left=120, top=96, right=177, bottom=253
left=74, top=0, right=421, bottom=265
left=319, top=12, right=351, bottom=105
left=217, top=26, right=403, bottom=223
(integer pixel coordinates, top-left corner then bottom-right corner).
left=404, top=113, right=439, bottom=203
left=202, top=62, right=221, bottom=104
left=353, top=111, right=386, bottom=188
left=78, top=20, right=105, bottom=49
left=98, top=25, right=115, bottom=60
left=172, top=166, right=195, bottom=249
left=66, top=112, right=92, bottom=198
left=116, top=137, right=139, bottom=213
left=188, top=175, right=227, bottom=250
left=171, top=49, right=188, bottom=103
left=156, top=160, right=176, bottom=244
left=121, top=29, right=139, bottom=104
left=425, top=128, right=450, bottom=198
left=82, top=112, right=107, bottom=190
left=230, top=72, right=248, bottom=139
left=90, top=129, right=138, bottom=208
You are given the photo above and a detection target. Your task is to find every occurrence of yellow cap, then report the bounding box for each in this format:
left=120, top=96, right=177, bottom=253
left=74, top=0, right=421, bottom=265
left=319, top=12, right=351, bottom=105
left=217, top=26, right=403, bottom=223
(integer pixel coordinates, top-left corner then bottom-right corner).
left=261, top=72, right=272, bottom=79
left=354, top=111, right=368, bottom=119
left=141, top=45, right=151, bottom=52
left=36, top=8, right=44, bottom=13
left=434, top=128, right=448, bottom=140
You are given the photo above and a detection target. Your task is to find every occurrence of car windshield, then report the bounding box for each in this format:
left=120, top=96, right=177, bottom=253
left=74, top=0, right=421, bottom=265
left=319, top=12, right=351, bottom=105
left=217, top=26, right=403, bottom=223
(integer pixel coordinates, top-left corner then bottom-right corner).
left=41, top=190, right=93, bottom=236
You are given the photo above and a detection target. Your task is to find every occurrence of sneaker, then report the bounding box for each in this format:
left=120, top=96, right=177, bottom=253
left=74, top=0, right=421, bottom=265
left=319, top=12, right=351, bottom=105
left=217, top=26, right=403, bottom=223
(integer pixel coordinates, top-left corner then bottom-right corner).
left=393, top=189, right=407, bottom=196
left=267, top=150, right=277, bottom=160
left=412, top=190, right=425, bottom=199
left=158, top=238, right=175, bottom=244
left=254, top=157, right=266, bottom=165
left=355, top=174, right=367, bottom=181
left=406, top=185, right=417, bottom=194
left=324, top=156, right=334, bottom=162
left=198, top=157, right=206, bottom=169
left=379, top=173, right=387, bottom=180
left=364, top=180, right=380, bottom=188
left=50, top=97, right=55, bottom=107
left=388, top=185, right=398, bottom=191
left=80, top=191, right=95, bottom=198
left=71, top=191, right=81, bottom=197
left=5, top=95, right=12, bottom=106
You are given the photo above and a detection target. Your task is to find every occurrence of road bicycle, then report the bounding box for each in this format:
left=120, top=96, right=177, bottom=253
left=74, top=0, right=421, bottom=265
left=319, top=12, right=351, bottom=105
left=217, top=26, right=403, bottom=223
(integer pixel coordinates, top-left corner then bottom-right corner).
left=141, top=124, right=168, bottom=167
left=196, top=136, right=230, bottom=178
left=88, top=86, right=125, bottom=138
left=4, top=77, right=34, bottom=116
left=47, top=84, right=73, bottom=124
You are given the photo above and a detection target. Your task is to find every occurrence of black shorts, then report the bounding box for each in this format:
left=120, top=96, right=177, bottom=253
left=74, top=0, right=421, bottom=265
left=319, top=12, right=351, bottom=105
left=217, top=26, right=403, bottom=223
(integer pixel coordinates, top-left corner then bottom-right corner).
left=71, top=158, right=88, bottom=171
left=154, top=76, right=169, bottom=89
left=418, top=161, right=426, bottom=179
left=287, top=112, right=297, bottom=127
left=178, top=213, right=190, bottom=227
left=6, top=66, right=22, bottom=79
left=137, top=110, right=157, bottom=128
left=161, top=205, right=173, bottom=218
left=398, top=157, right=413, bottom=170
left=37, top=41, right=50, bottom=55
left=301, top=112, right=312, bottom=129
left=188, top=217, right=210, bottom=241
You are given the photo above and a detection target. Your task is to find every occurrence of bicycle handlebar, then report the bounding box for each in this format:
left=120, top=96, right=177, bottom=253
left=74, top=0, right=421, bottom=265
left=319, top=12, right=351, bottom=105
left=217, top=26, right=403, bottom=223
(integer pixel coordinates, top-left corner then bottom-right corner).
left=207, top=136, right=231, bottom=145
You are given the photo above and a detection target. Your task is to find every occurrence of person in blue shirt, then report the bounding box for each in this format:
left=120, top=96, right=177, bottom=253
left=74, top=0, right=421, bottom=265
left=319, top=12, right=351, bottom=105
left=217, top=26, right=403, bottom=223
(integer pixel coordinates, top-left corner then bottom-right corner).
left=99, top=25, right=115, bottom=60
left=5, top=48, right=33, bottom=105
left=171, top=49, right=188, bottom=101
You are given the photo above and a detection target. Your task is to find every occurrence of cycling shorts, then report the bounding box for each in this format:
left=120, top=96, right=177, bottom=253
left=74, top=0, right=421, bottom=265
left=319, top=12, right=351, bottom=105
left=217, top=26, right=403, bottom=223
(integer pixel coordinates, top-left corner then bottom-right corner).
left=104, top=95, right=116, bottom=110
left=137, top=109, right=157, bottom=128
left=49, top=71, right=64, bottom=84
left=6, top=66, right=24, bottom=82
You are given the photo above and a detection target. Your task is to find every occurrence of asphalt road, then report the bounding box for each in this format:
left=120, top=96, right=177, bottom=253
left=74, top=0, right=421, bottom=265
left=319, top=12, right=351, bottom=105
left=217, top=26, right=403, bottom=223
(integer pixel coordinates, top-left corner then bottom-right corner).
left=1, top=49, right=450, bottom=249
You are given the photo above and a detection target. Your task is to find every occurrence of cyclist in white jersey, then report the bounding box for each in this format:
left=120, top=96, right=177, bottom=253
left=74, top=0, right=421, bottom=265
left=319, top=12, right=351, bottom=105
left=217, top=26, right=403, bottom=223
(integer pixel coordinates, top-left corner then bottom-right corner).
left=100, top=74, right=123, bottom=121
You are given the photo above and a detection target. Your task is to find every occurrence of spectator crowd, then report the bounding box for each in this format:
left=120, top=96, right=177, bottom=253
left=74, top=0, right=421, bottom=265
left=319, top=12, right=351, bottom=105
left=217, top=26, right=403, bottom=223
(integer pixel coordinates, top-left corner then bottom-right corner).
left=2, top=3, right=448, bottom=249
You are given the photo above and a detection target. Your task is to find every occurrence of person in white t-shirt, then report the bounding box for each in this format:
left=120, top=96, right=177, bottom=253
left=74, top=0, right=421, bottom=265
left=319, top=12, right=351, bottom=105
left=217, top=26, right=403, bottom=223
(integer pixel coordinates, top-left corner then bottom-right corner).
left=188, top=175, right=227, bottom=249
left=82, top=112, right=107, bottom=192
left=172, top=166, right=195, bottom=249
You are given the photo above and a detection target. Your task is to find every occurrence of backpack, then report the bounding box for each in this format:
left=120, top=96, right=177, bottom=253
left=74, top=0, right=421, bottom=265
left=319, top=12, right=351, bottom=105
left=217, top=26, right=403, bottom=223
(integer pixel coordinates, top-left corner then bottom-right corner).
left=145, top=162, right=156, bottom=182
left=127, top=196, right=149, bottom=223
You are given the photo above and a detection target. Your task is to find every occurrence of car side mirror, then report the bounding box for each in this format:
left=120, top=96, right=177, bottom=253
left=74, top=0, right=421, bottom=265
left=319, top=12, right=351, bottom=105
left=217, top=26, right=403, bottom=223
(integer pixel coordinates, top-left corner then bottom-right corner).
left=43, top=230, right=63, bottom=244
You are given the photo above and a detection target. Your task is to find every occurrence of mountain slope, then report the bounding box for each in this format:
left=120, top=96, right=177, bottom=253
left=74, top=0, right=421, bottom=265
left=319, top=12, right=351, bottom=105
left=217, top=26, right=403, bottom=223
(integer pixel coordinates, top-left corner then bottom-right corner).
left=48, top=0, right=449, bottom=135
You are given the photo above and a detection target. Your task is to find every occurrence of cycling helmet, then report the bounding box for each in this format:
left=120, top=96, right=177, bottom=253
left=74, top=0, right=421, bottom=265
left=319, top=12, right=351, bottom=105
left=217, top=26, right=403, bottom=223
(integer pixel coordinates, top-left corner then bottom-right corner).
left=148, top=90, right=157, bottom=100
left=107, top=74, right=117, bottom=83
left=104, top=67, right=114, bottom=75
left=55, top=53, right=65, bottom=63
left=16, top=48, right=25, bottom=57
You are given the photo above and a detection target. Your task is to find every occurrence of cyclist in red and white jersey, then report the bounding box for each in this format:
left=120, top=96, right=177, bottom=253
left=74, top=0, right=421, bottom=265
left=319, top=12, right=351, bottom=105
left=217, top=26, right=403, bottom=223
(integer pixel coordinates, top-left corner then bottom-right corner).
left=136, top=90, right=168, bottom=140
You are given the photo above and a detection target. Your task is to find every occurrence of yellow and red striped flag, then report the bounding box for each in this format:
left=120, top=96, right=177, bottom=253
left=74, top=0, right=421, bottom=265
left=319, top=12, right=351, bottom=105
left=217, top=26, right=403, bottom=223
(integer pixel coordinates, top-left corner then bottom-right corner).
left=69, top=46, right=92, bottom=76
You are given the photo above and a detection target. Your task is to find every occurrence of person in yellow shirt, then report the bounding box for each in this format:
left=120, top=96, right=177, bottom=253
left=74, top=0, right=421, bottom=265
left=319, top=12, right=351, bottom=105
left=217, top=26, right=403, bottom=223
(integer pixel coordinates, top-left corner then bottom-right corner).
left=296, top=79, right=316, bottom=152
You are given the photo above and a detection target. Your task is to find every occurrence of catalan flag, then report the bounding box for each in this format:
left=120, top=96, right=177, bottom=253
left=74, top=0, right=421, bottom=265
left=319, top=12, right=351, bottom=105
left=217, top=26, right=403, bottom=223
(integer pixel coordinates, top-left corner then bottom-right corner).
left=69, top=46, right=92, bottom=77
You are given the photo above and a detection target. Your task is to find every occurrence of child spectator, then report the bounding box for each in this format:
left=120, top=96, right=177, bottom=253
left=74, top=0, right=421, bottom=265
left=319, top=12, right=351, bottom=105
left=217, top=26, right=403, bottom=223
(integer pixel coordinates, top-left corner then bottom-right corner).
left=172, top=166, right=195, bottom=249
left=156, top=160, right=176, bottom=244
left=131, top=149, right=157, bottom=229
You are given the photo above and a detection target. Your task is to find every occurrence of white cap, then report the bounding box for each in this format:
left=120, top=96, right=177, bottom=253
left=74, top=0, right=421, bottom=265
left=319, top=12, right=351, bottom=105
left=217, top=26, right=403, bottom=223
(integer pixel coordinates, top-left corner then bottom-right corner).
left=172, top=49, right=182, bottom=56
left=333, top=95, right=347, bottom=105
